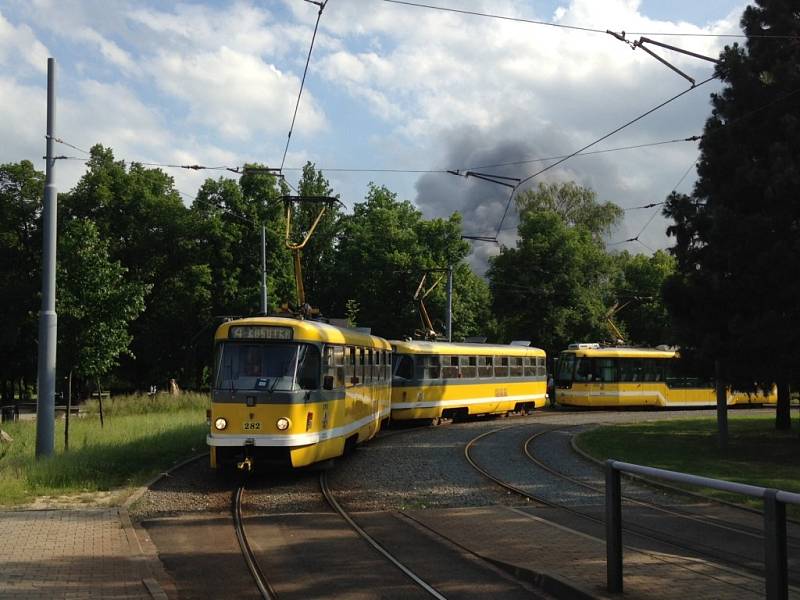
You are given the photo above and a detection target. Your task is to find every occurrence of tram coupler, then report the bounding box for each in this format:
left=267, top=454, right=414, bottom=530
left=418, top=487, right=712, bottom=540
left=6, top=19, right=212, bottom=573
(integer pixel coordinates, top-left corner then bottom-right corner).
left=236, top=457, right=254, bottom=472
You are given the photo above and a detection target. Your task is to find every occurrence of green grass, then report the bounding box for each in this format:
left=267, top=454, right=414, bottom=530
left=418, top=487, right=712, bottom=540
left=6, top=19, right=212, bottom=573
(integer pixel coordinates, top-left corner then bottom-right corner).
left=0, top=392, right=209, bottom=506
left=575, top=414, right=800, bottom=512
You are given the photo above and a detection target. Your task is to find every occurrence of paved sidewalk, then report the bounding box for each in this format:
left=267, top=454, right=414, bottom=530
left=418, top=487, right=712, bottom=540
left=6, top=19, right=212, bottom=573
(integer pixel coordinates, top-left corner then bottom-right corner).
left=0, top=508, right=167, bottom=600
left=407, top=505, right=796, bottom=600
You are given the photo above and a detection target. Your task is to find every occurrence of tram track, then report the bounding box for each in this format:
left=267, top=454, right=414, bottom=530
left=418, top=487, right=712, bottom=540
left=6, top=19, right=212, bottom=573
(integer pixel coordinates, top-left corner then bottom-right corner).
left=464, top=425, right=799, bottom=594
left=319, top=471, right=448, bottom=600
left=229, top=421, right=450, bottom=600
left=233, top=479, right=279, bottom=600
left=523, top=426, right=800, bottom=549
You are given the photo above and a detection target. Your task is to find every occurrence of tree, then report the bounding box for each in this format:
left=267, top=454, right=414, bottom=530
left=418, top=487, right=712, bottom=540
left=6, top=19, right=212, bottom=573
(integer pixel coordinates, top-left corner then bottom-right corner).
left=610, top=250, right=675, bottom=346
left=291, top=163, right=343, bottom=312
left=488, top=210, right=614, bottom=357
left=0, top=161, right=43, bottom=402
left=57, top=218, right=148, bottom=395
left=330, top=184, right=472, bottom=339
left=61, top=146, right=216, bottom=388
left=515, top=181, right=623, bottom=241
left=662, top=1, right=800, bottom=431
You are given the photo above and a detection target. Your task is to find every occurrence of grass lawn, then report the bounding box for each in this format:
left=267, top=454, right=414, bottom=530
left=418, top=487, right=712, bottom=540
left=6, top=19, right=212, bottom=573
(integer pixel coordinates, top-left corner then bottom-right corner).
left=0, top=392, right=208, bottom=507
left=575, top=413, right=800, bottom=512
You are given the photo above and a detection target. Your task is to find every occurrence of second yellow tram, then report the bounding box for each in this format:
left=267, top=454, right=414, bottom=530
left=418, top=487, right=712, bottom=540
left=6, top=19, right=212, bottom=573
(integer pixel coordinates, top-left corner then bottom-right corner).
left=390, top=340, right=548, bottom=422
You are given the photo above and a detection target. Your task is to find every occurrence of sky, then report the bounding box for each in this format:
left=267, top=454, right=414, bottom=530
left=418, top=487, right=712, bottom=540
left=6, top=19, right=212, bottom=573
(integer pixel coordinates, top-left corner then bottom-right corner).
left=0, top=0, right=750, bottom=272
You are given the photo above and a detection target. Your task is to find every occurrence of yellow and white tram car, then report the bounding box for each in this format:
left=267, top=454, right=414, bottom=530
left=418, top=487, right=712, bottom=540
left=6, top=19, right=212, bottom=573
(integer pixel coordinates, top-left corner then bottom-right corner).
left=389, top=340, right=548, bottom=423
left=554, top=343, right=777, bottom=408
left=208, top=317, right=392, bottom=469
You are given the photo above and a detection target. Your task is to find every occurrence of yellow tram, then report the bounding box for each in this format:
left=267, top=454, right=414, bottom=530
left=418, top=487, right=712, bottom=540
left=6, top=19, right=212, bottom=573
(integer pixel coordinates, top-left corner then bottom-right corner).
left=389, top=340, right=548, bottom=423
left=554, top=343, right=777, bottom=408
left=208, top=316, right=392, bottom=469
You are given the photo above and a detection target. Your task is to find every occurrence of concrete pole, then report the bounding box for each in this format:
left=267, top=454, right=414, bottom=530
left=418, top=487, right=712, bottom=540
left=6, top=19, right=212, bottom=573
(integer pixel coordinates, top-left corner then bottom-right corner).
left=36, top=58, right=57, bottom=458
left=260, top=225, right=268, bottom=315
left=446, top=266, right=453, bottom=342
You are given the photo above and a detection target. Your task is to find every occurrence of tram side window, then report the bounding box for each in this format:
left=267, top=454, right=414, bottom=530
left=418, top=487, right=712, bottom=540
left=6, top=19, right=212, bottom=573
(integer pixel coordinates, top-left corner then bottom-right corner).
left=442, top=355, right=460, bottom=379
left=618, top=359, right=643, bottom=382
left=510, top=357, right=523, bottom=377
left=296, top=345, right=321, bottom=390
left=394, top=354, right=414, bottom=380
left=495, top=356, right=509, bottom=378
left=460, top=355, right=477, bottom=378
left=523, top=357, right=535, bottom=377
left=323, top=346, right=341, bottom=388
left=643, top=359, right=665, bottom=382
left=414, top=355, right=425, bottom=379
left=596, top=358, right=617, bottom=383
left=478, top=356, right=493, bottom=378
left=536, top=356, right=546, bottom=378
left=574, top=358, right=594, bottom=382
left=345, top=347, right=356, bottom=386
left=364, top=349, right=371, bottom=384
left=425, top=355, right=441, bottom=379
left=357, top=348, right=366, bottom=383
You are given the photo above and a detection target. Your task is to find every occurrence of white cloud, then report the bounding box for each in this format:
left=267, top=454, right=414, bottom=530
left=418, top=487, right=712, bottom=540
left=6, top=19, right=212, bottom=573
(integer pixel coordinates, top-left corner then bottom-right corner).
left=0, top=11, right=49, bottom=73
left=72, top=26, right=135, bottom=72
left=145, top=45, right=326, bottom=141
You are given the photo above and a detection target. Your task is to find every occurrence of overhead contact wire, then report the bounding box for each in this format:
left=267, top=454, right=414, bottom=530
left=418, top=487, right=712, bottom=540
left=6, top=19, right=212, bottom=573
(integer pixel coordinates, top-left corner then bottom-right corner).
left=381, top=0, right=799, bottom=39
left=493, top=75, right=716, bottom=238
left=280, top=0, right=327, bottom=172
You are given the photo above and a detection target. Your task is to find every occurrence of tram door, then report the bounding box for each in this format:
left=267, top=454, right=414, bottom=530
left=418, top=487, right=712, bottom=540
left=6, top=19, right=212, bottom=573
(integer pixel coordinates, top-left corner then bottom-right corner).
left=594, top=358, right=620, bottom=406
left=573, top=356, right=595, bottom=405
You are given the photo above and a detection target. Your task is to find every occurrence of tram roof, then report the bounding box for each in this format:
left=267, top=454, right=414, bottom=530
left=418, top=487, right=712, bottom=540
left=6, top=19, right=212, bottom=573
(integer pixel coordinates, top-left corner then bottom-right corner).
left=215, top=316, right=391, bottom=349
left=390, top=339, right=545, bottom=357
left=561, top=346, right=677, bottom=359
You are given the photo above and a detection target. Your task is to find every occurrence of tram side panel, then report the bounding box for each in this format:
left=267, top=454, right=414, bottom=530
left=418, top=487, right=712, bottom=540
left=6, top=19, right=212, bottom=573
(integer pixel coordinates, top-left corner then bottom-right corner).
left=390, top=346, right=547, bottom=421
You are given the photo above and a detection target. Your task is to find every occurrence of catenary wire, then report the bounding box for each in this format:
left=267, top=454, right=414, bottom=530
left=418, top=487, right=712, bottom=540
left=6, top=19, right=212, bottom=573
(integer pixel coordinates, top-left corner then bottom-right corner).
left=491, top=74, right=717, bottom=238
left=280, top=0, right=328, bottom=172
left=381, top=0, right=800, bottom=39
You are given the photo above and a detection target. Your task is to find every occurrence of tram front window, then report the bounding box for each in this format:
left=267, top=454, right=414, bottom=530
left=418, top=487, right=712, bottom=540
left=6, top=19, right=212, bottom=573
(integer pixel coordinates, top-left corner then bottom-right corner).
left=556, top=353, right=576, bottom=384
left=215, top=342, right=320, bottom=391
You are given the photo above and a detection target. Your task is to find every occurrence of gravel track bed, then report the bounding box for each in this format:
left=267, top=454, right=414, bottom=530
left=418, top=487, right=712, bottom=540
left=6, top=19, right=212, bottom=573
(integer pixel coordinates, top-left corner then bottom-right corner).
left=327, top=417, right=532, bottom=512
left=130, top=407, right=768, bottom=522
left=129, top=457, right=326, bottom=521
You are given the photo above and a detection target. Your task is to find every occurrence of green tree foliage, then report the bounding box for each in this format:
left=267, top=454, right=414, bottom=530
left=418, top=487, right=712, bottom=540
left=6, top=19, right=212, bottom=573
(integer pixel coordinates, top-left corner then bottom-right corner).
left=488, top=209, right=614, bottom=356
left=515, top=181, right=624, bottom=240
left=57, top=219, right=147, bottom=384
left=61, top=146, right=209, bottom=386
left=330, top=184, right=477, bottom=339
left=0, top=161, right=43, bottom=401
left=609, top=250, right=675, bottom=346
left=662, top=0, right=800, bottom=428
left=290, top=162, right=343, bottom=311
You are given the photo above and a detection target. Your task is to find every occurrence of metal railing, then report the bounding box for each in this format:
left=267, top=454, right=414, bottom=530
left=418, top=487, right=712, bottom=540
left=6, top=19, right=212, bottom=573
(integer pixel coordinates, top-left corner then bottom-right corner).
left=605, top=459, right=800, bottom=599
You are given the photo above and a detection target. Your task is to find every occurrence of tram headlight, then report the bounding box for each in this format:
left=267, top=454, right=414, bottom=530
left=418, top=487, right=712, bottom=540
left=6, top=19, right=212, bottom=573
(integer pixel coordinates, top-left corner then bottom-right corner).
left=276, top=417, right=291, bottom=431
left=214, top=417, right=228, bottom=431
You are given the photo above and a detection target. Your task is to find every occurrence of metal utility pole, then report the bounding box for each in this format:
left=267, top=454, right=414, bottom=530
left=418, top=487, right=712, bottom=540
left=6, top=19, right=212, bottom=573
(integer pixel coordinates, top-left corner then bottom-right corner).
left=446, top=266, right=453, bottom=342
left=260, top=225, right=268, bottom=315
left=36, top=58, right=57, bottom=458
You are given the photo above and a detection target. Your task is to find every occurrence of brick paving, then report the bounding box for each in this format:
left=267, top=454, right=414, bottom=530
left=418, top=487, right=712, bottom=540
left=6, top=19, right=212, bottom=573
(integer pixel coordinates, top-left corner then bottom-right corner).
left=0, top=509, right=164, bottom=600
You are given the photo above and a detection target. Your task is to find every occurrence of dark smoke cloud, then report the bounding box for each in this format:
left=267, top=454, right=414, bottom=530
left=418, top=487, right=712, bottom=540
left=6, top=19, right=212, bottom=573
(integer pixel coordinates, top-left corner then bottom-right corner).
left=413, top=121, right=697, bottom=274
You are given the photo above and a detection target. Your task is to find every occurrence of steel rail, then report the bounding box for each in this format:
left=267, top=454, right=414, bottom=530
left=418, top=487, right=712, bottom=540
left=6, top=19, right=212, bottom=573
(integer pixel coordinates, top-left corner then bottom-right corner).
left=319, top=471, right=448, bottom=600
left=523, top=428, right=800, bottom=548
left=233, top=482, right=279, bottom=600
left=463, top=426, right=778, bottom=594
